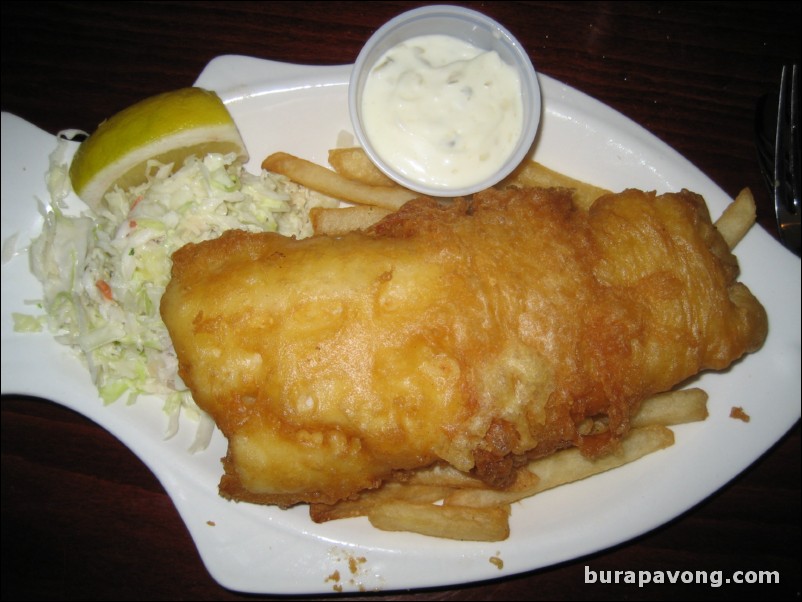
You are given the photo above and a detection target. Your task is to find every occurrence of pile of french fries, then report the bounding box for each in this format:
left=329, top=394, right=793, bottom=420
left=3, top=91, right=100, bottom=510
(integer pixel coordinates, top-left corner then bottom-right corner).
left=260, top=145, right=757, bottom=542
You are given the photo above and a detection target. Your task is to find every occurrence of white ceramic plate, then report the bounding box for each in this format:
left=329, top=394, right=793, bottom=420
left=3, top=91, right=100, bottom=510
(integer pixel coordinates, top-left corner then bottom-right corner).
left=2, top=56, right=800, bottom=595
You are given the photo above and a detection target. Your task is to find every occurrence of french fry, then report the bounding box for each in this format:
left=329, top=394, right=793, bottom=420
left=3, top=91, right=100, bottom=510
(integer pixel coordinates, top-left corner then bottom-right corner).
left=310, top=205, right=392, bottom=235
left=715, top=187, right=756, bottom=249
left=263, top=152, right=419, bottom=210
left=630, top=388, right=709, bottom=428
left=441, top=469, right=541, bottom=509
left=443, top=425, right=675, bottom=508
left=525, top=424, right=674, bottom=492
left=328, top=147, right=398, bottom=187
left=497, top=160, right=611, bottom=210
left=310, top=482, right=453, bottom=522
left=327, top=147, right=611, bottom=210
left=399, top=462, right=486, bottom=489
left=368, top=500, right=511, bottom=541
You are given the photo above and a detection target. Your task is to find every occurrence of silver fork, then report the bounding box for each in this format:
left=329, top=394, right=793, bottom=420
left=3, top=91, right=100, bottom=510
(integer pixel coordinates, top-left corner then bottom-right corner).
left=773, top=64, right=800, bottom=256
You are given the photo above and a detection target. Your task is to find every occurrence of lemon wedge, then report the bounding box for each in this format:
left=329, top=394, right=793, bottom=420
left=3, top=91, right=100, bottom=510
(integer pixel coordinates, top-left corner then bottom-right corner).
left=69, top=87, right=248, bottom=211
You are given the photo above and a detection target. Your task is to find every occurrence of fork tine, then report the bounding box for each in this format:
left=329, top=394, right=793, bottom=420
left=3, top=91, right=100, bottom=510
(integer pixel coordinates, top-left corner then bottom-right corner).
left=774, top=64, right=801, bottom=256
left=790, top=65, right=799, bottom=212
left=774, top=65, right=788, bottom=209
left=755, top=92, right=777, bottom=194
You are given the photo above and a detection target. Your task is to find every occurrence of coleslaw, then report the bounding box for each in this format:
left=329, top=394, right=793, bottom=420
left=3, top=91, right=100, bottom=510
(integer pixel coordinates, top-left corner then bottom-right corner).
left=23, top=135, right=338, bottom=450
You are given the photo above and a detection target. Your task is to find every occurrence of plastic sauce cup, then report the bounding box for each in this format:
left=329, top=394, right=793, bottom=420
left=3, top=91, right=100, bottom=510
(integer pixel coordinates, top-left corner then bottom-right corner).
left=349, top=5, right=541, bottom=197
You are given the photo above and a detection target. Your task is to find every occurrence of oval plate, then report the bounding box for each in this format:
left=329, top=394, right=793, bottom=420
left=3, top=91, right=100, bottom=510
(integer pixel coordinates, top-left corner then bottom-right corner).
left=1, top=55, right=800, bottom=595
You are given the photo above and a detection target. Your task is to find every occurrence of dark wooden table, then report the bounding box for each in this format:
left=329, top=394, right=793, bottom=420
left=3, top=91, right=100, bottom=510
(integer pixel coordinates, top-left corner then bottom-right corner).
left=2, top=2, right=800, bottom=600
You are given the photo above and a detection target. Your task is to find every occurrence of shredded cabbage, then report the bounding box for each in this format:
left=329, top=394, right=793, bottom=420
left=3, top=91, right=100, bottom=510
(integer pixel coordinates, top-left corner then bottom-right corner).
left=25, top=138, right=338, bottom=450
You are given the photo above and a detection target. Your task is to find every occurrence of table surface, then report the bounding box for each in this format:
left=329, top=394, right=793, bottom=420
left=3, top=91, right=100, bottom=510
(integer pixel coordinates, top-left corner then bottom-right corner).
left=1, top=2, right=800, bottom=600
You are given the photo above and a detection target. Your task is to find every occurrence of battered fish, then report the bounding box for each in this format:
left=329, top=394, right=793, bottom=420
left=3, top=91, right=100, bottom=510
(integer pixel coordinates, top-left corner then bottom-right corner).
left=160, top=188, right=767, bottom=507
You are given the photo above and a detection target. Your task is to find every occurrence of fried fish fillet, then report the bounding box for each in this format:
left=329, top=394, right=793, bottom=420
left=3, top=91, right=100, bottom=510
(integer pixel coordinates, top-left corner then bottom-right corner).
left=160, top=188, right=767, bottom=507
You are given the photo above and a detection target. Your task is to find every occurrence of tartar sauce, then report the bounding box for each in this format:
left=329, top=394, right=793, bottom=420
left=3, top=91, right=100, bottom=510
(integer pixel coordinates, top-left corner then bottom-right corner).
left=361, top=34, right=524, bottom=191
